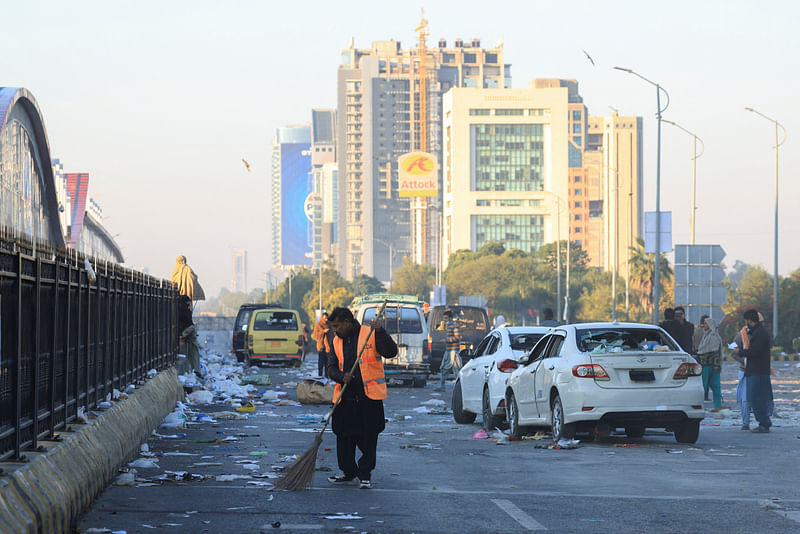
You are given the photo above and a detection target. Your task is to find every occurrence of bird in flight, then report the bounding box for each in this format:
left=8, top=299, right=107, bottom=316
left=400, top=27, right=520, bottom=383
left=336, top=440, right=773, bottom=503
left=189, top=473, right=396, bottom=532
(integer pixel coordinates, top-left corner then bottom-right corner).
left=582, top=49, right=595, bottom=67
left=242, top=158, right=252, bottom=172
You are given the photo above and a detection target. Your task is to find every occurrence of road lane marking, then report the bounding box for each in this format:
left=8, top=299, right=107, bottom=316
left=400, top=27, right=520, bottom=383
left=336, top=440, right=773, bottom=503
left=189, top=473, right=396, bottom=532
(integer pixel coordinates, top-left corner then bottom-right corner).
left=492, top=498, right=546, bottom=530
left=774, top=510, right=800, bottom=525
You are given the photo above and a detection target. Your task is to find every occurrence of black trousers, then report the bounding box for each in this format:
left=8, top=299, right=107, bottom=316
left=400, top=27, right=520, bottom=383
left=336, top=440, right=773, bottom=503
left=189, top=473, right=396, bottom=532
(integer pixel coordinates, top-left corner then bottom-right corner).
left=317, top=350, right=328, bottom=377
left=336, top=433, right=379, bottom=481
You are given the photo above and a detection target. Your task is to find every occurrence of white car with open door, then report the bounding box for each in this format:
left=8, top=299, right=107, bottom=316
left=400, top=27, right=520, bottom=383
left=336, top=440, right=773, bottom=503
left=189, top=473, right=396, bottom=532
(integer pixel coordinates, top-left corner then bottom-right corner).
left=452, top=326, right=551, bottom=428
left=504, top=323, right=705, bottom=444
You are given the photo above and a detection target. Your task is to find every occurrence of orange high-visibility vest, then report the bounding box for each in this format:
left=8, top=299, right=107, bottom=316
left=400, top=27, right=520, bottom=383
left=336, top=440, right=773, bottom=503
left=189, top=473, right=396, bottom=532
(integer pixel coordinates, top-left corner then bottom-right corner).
left=332, top=325, right=387, bottom=401
left=740, top=326, right=750, bottom=350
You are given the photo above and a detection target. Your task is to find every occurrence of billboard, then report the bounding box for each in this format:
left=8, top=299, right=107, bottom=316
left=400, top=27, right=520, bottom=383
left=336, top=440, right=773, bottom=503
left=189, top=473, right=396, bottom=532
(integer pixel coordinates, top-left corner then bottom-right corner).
left=280, top=143, right=312, bottom=265
left=398, top=152, right=438, bottom=197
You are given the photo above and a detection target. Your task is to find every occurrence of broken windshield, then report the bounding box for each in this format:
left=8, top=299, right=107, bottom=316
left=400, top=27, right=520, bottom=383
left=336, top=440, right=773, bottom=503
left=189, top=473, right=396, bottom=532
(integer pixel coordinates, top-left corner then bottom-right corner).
left=576, top=327, right=680, bottom=354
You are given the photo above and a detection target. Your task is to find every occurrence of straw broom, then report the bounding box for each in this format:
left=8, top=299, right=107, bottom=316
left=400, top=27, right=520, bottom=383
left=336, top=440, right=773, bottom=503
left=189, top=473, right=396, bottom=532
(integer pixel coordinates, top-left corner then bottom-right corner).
left=276, top=301, right=388, bottom=491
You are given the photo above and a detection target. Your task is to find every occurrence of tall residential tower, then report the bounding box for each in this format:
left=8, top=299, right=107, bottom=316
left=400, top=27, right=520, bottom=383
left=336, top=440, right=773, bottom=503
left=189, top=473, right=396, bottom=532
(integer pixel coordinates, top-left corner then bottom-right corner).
left=336, top=34, right=510, bottom=282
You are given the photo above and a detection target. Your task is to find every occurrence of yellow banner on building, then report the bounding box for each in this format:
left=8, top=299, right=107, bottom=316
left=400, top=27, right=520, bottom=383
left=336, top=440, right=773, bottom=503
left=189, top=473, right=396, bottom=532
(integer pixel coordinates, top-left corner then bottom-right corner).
left=398, top=152, right=438, bottom=197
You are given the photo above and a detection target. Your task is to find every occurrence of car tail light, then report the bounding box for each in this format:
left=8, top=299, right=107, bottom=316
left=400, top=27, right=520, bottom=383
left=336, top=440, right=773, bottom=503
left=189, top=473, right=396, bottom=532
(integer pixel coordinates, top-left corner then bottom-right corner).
left=572, top=364, right=610, bottom=380
left=427, top=336, right=432, bottom=352
left=248, top=335, right=253, bottom=347
left=673, top=362, right=702, bottom=378
left=497, top=359, right=518, bottom=373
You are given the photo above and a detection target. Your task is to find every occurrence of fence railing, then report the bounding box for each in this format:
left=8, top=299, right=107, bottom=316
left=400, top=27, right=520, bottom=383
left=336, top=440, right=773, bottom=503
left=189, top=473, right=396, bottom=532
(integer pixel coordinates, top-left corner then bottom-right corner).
left=0, top=237, right=177, bottom=461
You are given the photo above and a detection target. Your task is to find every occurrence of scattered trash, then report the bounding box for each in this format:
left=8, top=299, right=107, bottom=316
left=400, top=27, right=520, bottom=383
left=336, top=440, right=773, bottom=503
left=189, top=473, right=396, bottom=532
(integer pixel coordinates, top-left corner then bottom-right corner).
left=472, top=430, right=489, bottom=439
left=187, top=390, right=215, bottom=404
left=557, top=438, right=580, bottom=448
left=236, top=401, right=256, bottom=413
left=759, top=499, right=785, bottom=511
left=216, top=474, right=251, bottom=482
left=522, top=431, right=549, bottom=440
left=115, top=470, right=137, bottom=486
left=613, top=443, right=641, bottom=448
left=324, top=513, right=363, bottom=520
left=214, top=411, right=248, bottom=420
left=665, top=449, right=684, bottom=454
left=240, top=375, right=271, bottom=386
left=129, top=458, right=160, bottom=469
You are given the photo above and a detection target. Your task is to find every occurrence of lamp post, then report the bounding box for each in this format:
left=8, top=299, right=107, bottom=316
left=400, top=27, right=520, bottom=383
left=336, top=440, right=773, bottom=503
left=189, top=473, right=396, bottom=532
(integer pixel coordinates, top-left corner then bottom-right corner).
left=373, top=238, right=396, bottom=292
left=745, top=107, right=786, bottom=341
left=614, top=67, right=669, bottom=323
left=545, top=193, right=570, bottom=322
left=662, top=120, right=704, bottom=244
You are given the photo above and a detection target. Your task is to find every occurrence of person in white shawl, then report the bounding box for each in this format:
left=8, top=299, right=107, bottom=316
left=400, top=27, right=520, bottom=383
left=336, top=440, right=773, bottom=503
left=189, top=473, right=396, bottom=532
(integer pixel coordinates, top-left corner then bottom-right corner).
left=696, top=317, right=723, bottom=411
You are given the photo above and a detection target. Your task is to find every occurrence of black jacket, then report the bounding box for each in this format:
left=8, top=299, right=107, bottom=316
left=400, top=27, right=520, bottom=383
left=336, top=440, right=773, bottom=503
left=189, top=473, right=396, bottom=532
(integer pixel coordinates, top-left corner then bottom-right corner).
left=327, top=321, right=398, bottom=437
left=741, top=323, right=771, bottom=376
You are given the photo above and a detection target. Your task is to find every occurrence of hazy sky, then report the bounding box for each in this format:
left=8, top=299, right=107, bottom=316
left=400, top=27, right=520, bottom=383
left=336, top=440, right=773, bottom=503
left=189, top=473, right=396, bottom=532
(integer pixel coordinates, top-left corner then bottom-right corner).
left=3, top=0, right=798, bottom=297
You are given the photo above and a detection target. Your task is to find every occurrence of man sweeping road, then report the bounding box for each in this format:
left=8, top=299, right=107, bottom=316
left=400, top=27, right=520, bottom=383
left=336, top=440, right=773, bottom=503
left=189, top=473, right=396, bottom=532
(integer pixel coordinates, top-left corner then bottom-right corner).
left=326, top=306, right=398, bottom=489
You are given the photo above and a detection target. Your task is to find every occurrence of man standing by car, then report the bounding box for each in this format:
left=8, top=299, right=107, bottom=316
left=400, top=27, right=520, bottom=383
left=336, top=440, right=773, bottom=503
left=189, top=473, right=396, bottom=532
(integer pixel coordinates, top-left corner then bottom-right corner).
left=733, top=309, right=772, bottom=433
left=326, top=307, right=398, bottom=489
left=540, top=308, right=560, bottom=327
left=673, top=306, right=695, bottom=354
left=438, top=310, right=462, bottom=391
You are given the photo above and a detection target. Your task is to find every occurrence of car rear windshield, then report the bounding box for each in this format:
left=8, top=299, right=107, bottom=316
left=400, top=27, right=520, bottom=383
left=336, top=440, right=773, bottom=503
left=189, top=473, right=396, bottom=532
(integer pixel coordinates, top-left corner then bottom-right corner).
left=252, top=311, right=298, bottom=331
left=576, top=327, right=680, bottom=353
left=432, top=307, right=488, bottom=333
left=235, top=310, right=252, bottom=330
left=363, top=305, right=422, bottom=334
left=510, top=333, right=545, bottom=351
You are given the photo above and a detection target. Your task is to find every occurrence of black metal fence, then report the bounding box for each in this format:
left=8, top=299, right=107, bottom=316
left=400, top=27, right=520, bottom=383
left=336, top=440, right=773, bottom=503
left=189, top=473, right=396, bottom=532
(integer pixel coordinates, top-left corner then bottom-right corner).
left=0, top=237, right=177, bottom=461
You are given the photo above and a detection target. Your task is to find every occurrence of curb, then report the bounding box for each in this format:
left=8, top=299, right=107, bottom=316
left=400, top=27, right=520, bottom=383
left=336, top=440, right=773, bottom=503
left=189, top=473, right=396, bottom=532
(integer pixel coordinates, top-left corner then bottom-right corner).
left=0, top=367, right=184, bottom=534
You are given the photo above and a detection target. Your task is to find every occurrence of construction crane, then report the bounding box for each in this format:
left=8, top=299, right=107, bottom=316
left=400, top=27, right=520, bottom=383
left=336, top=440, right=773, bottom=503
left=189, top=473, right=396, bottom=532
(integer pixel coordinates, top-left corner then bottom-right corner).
left=415, top=10, right=428, bottom=153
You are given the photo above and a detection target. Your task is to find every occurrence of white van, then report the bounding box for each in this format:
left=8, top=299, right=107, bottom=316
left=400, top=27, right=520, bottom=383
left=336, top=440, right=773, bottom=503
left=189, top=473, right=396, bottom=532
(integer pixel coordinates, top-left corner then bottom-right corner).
left=351, top=294, right=429, bottom=387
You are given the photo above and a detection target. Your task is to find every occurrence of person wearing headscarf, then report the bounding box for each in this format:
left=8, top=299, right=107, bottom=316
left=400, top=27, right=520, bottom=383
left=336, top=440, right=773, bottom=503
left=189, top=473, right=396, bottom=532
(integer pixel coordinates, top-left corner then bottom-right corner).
left=171, top=255, right=205, bottom=302
left=696, top=317, right=723, bottom=411
left=493, top=315, right=507, bottom=328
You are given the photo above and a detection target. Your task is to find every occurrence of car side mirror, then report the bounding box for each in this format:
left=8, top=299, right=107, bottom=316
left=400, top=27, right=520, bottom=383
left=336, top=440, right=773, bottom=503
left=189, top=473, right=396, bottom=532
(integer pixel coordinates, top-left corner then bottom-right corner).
left=518, top=353, right=531, bottom=365
left=458, top=348, right=471, bottom=359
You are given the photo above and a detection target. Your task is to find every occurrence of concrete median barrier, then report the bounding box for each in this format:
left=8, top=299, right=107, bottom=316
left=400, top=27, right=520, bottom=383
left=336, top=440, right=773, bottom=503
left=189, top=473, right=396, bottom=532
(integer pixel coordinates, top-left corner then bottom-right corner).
left=0, top=367, right=184, bottom=534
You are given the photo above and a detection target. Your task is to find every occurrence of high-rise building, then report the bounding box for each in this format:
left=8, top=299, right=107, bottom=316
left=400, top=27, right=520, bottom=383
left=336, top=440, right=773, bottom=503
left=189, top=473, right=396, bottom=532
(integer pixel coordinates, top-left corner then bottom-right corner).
left=64, top=172, right=89, bottom=248
left=311, top=109, right=337, bottom=268
left=586, top=112, right=644, bottom=271
left=442, top=85, right=569, bottom=264
left=336, top=34, right=510, bottom=281
left=232, top=249, right=247, bottom=293
left=270, top=125, right=312, bottom=268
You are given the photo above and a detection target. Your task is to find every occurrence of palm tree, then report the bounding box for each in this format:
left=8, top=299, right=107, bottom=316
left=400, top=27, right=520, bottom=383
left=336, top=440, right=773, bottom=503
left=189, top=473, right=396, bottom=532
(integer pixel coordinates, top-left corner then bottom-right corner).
left=628, top=238, right=672, bottom=320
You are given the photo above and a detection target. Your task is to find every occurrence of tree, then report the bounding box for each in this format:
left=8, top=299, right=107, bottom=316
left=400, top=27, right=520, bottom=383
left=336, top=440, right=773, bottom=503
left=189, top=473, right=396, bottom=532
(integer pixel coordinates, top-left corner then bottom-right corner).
left=352, top=274, right=385, bottom=297
left=627, top=238, right=672, bottom=320
left=391, top=257, right=434, bottom=301
left=302, top=262, right=354, bottom=322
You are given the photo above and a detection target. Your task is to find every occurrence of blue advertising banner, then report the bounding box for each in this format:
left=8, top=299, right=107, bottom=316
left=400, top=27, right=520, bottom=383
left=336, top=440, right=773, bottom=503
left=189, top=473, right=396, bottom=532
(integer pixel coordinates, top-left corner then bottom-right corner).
left=280, top=143, right=312, bottom=265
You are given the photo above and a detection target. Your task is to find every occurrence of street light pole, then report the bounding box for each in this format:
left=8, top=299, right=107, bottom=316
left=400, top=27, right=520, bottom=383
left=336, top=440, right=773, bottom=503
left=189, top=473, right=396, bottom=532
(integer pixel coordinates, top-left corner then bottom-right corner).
left=745, top=107, right=786, bottom=341
left=662, top=120, right=704, bottom=244
left=614, top=67, right=669, bottom=323
left=373, top=238, right=395, bottom=292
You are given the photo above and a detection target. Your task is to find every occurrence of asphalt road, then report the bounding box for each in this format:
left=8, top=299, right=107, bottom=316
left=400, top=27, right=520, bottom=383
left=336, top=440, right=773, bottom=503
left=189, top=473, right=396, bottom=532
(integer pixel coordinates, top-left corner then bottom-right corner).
left=77, top=356, right=800, bottom=534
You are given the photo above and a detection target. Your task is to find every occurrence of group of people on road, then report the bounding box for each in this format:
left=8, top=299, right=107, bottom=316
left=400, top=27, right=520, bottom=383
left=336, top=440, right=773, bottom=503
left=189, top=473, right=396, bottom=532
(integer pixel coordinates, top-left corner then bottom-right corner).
left=661, top=306, right=774, bottom=433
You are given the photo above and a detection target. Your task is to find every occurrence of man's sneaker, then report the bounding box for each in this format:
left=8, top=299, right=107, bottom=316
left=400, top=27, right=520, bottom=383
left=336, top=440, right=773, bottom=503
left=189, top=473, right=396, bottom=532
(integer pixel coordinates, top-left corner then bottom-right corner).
left=327, top=474, right=357, bottom=485
left=751, top=426, right=770, bottom=433
left=741, top=425, right=750, bottom=431
left=359, top=479, right=372, bottom=489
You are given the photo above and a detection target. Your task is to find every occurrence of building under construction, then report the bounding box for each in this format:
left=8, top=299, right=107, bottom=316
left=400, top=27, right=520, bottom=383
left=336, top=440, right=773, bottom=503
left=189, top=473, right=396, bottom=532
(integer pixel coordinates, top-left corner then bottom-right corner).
left=336, top=17, right=510, bottom=282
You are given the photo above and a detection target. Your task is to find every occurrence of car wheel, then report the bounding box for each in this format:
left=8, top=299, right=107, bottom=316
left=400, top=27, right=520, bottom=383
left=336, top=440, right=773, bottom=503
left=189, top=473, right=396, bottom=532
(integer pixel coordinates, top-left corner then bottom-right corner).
left=674, top=420, right=700, bottom=444
left=550, top=394, right=576, bottom=441
left=452, top=381, right=476, bottom=424
left=482, top=387, right=503, bottom=430
left=625, top=426, right=646, bottom=439
left=507, top=392, right=525, bottom=439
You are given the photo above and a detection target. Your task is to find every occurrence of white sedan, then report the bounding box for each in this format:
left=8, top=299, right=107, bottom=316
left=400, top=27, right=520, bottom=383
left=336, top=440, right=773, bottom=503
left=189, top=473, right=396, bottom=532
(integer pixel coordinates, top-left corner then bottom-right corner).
left=452, top=326, right=551, bottom=429
left=504, top=323, right=705, bottom=444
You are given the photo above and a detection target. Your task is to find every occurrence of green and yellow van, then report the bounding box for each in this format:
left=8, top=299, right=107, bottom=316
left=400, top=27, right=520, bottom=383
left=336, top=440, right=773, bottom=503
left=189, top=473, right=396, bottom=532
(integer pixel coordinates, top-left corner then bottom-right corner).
left=246, top=307, right=305, bottom=367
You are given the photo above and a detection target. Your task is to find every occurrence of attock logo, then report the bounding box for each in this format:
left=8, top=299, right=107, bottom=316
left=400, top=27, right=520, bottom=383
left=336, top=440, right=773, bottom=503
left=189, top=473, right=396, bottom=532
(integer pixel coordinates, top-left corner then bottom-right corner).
left=399, top=152, right=437, bottom=176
